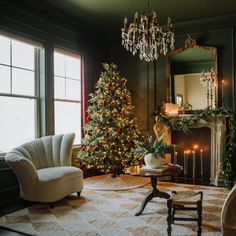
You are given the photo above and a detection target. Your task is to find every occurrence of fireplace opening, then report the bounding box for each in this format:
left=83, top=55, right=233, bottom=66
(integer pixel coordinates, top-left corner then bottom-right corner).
left=171, top=127, right=211, bottom=185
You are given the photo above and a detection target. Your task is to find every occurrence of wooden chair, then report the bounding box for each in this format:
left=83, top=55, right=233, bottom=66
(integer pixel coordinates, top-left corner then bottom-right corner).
left=167, top=191, right=203, bottom=236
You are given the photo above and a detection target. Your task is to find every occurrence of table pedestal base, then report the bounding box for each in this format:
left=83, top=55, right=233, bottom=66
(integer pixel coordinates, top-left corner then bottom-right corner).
left=135, top=176, right=170, bottom=216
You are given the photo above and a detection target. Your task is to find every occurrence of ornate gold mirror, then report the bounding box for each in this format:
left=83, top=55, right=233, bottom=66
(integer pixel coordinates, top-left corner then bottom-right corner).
left=166, top=35, right=218, bottom=110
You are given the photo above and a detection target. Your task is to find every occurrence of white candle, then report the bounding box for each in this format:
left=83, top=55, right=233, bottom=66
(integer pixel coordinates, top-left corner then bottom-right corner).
left=222, top=80, right=224, bottom=107
left=184, top=151, right=187, bottom=175
left=214, top=82, right=217, bottom=109
left=192, top=150, right=196, bottom=179
left=207, top=79, right=209, bottom=108
left=174, top=151, right=177, bottom=164
left=200, top=149, right=203, bottom=175
left=124, top=17, right=127, bottom=28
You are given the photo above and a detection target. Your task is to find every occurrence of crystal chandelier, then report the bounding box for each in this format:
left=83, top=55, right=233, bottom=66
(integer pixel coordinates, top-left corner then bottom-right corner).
left=121, top=1, right=175, bottom=62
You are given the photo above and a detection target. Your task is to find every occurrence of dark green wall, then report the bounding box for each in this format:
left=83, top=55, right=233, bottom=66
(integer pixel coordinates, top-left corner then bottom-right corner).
left=109, top=44, right=167, bottom=137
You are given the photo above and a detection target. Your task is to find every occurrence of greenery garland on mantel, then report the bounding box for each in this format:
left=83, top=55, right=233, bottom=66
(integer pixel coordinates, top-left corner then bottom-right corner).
left=154, top=107, right=236, bottom=189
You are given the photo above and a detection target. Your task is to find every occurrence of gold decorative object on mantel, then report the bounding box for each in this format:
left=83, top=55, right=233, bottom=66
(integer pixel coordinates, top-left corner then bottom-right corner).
left=166, top=35, right=218, bottom=110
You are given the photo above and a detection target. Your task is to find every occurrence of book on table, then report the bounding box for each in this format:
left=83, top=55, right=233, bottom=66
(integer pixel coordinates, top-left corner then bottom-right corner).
left=140, top=164, right=182, bottom=173
left=140, top=165, right=169, bottom=173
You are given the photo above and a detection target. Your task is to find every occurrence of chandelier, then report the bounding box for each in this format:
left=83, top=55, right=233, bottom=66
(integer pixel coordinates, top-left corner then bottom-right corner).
left=121, top=1, right=175, bottom=62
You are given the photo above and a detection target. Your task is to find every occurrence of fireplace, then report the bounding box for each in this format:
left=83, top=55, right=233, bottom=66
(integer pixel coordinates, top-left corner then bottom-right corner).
left=171, top=128, right=211, bottom=185
left=164, top=115, right=226, bottom=186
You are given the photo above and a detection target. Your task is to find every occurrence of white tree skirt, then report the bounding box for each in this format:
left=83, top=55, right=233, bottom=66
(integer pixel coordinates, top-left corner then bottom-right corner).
left=84, top=174, right=150, bottom=191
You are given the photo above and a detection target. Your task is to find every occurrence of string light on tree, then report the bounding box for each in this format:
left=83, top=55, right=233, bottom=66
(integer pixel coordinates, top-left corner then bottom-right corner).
left=77, top=63, right=143, bottom=177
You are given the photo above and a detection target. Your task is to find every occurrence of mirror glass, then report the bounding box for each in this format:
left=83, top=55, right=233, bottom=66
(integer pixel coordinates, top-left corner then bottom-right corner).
left=166, top=35, right=218, bottom=110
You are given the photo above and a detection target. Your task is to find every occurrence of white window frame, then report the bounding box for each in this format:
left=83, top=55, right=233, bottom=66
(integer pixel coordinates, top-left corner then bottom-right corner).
left=54, top=49, right=82, bottom=145
left=0, top=34, right=41, bottom=156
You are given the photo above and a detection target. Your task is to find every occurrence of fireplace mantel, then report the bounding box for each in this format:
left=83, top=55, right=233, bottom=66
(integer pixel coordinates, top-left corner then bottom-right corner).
left=155, top=115, right=226, bottom=186
left=193, top=116, right=226, bottom=185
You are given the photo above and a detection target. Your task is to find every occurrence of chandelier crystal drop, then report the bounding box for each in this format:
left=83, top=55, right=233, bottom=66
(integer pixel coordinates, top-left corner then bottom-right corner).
left=121, top=5, right=175, bottom=62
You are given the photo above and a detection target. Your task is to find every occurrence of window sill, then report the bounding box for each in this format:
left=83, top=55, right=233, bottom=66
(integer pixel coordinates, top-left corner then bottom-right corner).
left=0, top=154, right=6, bottom=160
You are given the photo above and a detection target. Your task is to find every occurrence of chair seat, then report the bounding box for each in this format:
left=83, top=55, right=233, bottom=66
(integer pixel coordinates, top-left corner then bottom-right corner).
left=37, top=166, right=83, bottom=182
left=171, top=191, right=202, bottom=205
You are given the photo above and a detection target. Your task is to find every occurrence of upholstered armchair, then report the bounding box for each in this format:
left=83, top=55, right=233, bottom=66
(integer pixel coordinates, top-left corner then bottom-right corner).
left=221, top=184, right=236, bottom=235
left=5, top=133, right=83, bottom=203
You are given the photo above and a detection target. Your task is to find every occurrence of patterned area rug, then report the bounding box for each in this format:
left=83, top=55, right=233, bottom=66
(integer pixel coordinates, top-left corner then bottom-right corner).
left=84, top=174, right=150, bottom=190
left=0, top=181, right=229, bottom=236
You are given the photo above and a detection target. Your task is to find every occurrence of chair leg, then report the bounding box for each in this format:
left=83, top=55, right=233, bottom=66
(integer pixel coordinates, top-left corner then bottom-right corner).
left=171, top=206, right=175, bottom=224
left=77, top=192, right=81, bottom=197
left=167, top=199, right=172, bottom=236
left=197, top=200, right=202, bottom=236
left=49, top=203, right=54, bottom=209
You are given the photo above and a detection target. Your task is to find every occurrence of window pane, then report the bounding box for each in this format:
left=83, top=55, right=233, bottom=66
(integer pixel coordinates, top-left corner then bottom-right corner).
left=12, top=40, right=34, bottom=70
left=66, top=56, right=81, bottom=80
left=55, top=101, right=81, bottom=144
left=0, top=35, right=10, bottom=65
left=54, top=76, right=65, bottom=99
left=12, top=68, right=34, bottom=96
left=0, top=96, right=36, bottom=152
left=0, top=65, right=10, bottom=93
left=66, top=79, right=81, bottom=101
left=54, top=52, right=65, bottom=77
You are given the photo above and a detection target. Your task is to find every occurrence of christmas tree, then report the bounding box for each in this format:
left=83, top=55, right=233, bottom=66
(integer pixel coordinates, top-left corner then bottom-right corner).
left=78, top=63, right=143, bottom=177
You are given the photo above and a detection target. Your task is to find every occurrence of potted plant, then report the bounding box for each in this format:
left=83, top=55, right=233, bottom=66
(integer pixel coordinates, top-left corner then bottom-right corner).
left=135, top=134, right=177, bottom=169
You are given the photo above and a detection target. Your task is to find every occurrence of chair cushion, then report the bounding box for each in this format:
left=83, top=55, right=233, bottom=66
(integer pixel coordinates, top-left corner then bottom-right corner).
left=37, top=166, right=83, bottom=183
left=171, top=191, right=202, bottom=205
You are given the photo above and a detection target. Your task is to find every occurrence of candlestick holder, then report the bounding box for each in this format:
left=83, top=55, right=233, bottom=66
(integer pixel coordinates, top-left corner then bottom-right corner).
left=200, top=68, right=215, bottom=109
left=210, top=83, right=213, bottom=109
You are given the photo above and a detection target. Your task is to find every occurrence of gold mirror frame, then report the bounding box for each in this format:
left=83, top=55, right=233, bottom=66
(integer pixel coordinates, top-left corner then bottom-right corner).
left=166, top=35, right=218, bottom=109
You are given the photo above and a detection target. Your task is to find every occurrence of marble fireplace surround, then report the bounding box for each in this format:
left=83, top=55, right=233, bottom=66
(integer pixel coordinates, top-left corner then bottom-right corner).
left=163, top=115, right=226, bottom=186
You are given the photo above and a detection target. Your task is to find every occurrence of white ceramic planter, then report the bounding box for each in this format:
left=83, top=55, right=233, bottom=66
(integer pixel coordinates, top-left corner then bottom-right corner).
left=144, top=153, right=165, bottom=169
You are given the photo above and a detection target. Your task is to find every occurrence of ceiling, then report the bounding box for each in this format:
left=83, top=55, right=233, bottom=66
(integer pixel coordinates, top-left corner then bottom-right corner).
left=41, top=0, right=236, bottom=38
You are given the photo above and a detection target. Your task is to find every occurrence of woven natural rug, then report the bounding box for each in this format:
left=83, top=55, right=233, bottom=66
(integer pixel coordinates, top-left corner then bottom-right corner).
left=0, top=181, right=229, bottom=236
left=84, top=174, right=150, bottom=190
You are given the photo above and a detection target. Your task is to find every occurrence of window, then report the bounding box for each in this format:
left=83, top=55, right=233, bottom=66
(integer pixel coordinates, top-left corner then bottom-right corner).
left=0, top=34, right=41, bottom=153
left=54, top=50, right=82, bottom=144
